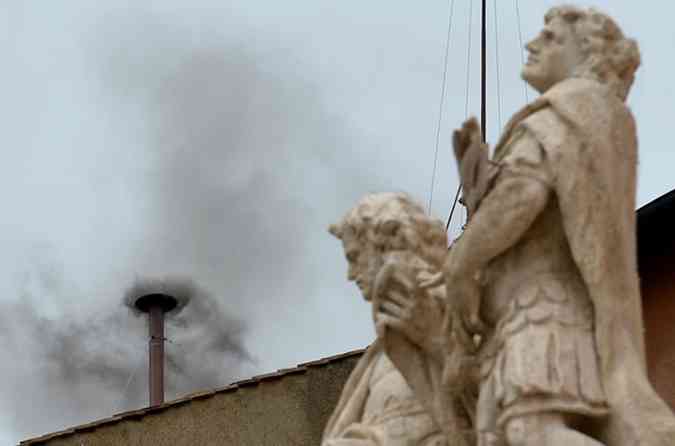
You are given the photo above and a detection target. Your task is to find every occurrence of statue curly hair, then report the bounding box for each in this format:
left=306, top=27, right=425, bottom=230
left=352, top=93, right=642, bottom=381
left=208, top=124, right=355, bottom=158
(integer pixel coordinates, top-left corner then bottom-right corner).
left=329, top=193, right=448, bottom=269
left=546, top=5, right=641, bottom=100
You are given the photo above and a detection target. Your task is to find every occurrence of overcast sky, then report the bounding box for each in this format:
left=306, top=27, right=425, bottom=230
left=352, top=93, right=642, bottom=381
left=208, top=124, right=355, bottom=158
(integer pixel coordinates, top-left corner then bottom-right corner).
left=1, top=1, right=674, bottom=444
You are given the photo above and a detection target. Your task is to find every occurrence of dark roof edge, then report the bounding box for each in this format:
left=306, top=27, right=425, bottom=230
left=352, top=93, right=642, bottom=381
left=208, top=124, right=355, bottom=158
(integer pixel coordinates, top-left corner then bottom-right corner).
left=637, top=188, right=675, bottom=225
left=637, top=189, right=675, bottom=259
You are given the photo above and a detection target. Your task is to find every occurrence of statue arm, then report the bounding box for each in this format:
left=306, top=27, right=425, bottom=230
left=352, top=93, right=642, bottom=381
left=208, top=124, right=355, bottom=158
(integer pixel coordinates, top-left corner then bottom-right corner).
left=444, top=130, right=552, bottom=328
left=447, top=174, right=550, bottom=276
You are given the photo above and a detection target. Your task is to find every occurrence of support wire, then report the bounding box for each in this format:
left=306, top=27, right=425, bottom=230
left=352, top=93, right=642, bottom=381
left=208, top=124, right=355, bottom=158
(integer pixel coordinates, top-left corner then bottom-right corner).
left=427, top=0, right=456, bottom=214
left=493, top=0, right=503, bottom=131
left=463, top=0, right=474, bottom=119
left=447, top=0, right=476, bottom=233
left=515, top=0, right=529, bottom=104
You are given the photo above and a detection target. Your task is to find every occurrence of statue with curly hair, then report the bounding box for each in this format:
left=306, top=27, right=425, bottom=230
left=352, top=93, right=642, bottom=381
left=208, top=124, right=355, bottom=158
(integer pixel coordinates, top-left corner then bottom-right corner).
left=322, top=193, right=474, bottom=446
left=439, top=5, right=675, bottom=446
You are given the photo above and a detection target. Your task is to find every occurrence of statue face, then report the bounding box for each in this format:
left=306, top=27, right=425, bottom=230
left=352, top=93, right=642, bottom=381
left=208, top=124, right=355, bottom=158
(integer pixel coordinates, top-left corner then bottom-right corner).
left=522, top=18, right=585, bottom=93
left=341, top=233, right=381, bottom=302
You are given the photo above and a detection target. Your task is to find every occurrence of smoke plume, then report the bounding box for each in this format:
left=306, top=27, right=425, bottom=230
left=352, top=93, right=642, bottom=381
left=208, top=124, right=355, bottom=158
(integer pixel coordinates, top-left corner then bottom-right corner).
left=0, top=264, right=249, bottom=440
left=0, top=7, right=377, bottom=443
left=124, top=277, right=252, bottom=392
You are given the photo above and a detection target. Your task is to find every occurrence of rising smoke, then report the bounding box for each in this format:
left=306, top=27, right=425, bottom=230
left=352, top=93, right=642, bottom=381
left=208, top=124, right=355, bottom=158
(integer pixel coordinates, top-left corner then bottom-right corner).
left=123, top=277, right=251, bottom=393
left=0, top=6, right=380, bottom=443
left=0, top=263, right=249, bottom=440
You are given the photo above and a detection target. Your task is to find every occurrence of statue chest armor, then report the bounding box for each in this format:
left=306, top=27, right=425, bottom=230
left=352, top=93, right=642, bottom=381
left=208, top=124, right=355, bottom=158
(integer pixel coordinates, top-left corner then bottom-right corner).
left=481, top=197, right=592, bottom=329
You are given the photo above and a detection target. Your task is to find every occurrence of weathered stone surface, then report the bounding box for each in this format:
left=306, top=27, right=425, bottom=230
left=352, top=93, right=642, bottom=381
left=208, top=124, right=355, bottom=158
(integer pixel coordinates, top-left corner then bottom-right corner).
left=442, top=5, right=675, bottom=446
left=325, top=193, right=467, bottom=445
left=327, top=6, right=675, bottom=446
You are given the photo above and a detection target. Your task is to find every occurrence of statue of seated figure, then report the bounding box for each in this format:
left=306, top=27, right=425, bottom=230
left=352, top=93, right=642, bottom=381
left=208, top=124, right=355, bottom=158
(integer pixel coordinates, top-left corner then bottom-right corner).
left=323, top=193, right=473, bottom=446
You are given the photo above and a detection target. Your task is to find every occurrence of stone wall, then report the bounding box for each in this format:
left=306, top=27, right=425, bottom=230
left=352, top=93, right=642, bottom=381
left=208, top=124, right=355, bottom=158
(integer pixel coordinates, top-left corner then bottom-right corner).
left=642, top=248, right=675, bottom=411
left=25, top=352, right=361, bottom=446
left=638, top=190, right=675, bottom=410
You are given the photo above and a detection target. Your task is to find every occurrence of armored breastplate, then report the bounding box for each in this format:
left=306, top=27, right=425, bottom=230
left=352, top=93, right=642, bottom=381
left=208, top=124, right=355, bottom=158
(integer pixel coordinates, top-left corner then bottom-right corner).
left=481, top=197, right=587, bottom=327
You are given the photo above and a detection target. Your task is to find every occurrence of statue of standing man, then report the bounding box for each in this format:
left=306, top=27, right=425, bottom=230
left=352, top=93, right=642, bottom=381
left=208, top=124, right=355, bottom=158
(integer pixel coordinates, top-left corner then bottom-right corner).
left=441, top=5, right=675, bottom=446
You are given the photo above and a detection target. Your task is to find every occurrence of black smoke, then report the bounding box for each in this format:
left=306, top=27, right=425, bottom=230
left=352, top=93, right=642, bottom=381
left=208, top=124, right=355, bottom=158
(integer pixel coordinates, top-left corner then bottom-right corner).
left=124, top=277, right=251, bottom=393
left=0, top=264, right=248, bottom=440
left=0, top=7, right=379, bottom=443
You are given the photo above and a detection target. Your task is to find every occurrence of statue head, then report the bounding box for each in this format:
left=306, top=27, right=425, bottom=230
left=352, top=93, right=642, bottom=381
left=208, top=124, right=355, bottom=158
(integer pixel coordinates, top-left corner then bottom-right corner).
left=522, top=6, right=640, bottom=99
left=329, top=193, right=447, bottom=301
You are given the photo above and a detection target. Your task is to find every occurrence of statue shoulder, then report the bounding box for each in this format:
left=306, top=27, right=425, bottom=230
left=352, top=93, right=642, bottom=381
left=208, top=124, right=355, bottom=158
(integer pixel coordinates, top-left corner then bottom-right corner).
left=489, top=111, right=558, bottom=189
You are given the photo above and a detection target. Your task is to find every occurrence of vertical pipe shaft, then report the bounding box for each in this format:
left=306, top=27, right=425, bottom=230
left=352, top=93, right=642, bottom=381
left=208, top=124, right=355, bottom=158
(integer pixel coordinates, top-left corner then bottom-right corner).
left=481, top=0, right=487, bottom=143
left=148, top=305, right=165, bottom=407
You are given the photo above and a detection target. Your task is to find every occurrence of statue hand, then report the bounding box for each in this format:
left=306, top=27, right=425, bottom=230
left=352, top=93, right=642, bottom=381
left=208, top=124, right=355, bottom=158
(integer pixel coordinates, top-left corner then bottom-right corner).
left=453, top=117, right=490, bottom=219
left=418, top=270, right=444, bottom=289
left=444, top=250, right=485, bottom=336
left=446, top=273, right=485, bottom=337
left=373, top=263, right=446, bottom=362
left=452, top=117, right=482, bottom=162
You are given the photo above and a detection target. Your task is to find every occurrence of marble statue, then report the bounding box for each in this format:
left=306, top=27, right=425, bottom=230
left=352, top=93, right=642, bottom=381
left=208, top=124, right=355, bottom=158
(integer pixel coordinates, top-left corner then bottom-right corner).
left=432, top=5, right=675, bottom=446
left=325, top=5, right=675, bottom=445
left=323, top=193, right=473, bottom=446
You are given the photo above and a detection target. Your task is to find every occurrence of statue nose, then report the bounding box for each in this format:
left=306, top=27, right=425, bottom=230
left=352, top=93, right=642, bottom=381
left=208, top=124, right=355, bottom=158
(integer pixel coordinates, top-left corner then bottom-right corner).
left=347, top=266, right=357, bottom=281
left=526, top=40, right=539, bottom=54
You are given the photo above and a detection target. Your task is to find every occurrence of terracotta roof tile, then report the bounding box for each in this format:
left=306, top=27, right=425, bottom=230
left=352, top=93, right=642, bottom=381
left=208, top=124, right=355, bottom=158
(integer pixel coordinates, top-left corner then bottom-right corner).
left=275, top=366, right=308, bottom=376
left=298, top=348, right=366, bottom=367
left=211, top=383, right=240, bottom=393
left=231, top=377, right=260, bottom=387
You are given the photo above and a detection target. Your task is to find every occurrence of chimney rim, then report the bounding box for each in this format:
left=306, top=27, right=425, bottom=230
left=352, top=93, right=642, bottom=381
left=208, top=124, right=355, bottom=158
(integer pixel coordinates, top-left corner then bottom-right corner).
left=133, top=293, right=179, bottom=313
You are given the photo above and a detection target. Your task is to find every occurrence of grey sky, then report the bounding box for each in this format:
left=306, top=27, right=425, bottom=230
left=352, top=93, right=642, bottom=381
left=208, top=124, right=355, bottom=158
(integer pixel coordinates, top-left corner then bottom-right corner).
left=1, top=1, right=673, bottom=444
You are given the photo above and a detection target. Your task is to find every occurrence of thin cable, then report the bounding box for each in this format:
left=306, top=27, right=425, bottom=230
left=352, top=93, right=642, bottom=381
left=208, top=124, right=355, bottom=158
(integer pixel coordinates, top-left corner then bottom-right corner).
left=427, top=0, right=456, bottom=214
left=117, top=356, right=144, bottom=411
left=448, top=0, right=475, bottom=235
left=480, top=0, right=487, bottom=141
left=446, top=184, right=462, bottom=231
left=493, top=0, right=503, bottom=131
left=463, top=0, right=474, bottom=118
left=514, top=0, right=529, bottom=103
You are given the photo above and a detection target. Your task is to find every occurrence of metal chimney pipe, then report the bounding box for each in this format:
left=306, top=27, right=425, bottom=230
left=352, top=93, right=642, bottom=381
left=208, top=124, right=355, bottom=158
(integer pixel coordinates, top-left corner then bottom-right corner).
left=148, top=304, right=165, bottom=407
left=133, top=293, right=178, bottom=407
